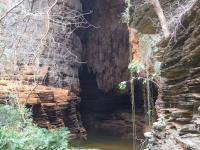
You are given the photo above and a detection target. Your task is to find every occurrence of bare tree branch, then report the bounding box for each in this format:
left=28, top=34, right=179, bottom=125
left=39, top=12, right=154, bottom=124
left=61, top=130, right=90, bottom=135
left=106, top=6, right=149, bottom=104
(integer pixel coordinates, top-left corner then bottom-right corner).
left=0, top=0, right=26, bottom=21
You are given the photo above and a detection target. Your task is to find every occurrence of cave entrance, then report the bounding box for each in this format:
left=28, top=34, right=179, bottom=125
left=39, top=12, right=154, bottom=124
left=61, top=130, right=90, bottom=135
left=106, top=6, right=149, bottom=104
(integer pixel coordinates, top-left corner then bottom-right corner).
left=78, top=65, right=150, bottom=139
left=77, top=0, right=158, bottom=149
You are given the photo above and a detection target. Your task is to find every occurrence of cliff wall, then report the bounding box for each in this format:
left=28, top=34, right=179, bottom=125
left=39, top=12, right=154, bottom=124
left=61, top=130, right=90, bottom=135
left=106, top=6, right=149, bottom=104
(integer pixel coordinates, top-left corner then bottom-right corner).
left=0, top=0, right=85, bottom=139
left=81, top=0, right=129, bottom=92
left=147, top=1, right=200, bottom=149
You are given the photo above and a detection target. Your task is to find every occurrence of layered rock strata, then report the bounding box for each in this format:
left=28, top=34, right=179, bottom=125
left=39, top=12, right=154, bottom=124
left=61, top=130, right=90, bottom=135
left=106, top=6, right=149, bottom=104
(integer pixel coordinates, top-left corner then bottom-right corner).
left=0, top=65, right=85, bottom=138
left=0, top=0, right=86, bottom=139
left=146, top=1, right=200, bottom=149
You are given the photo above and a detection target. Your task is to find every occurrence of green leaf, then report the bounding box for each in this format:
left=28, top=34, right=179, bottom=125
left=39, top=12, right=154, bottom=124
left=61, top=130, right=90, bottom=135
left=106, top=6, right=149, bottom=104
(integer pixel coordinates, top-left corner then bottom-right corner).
left=128, top=59, right=140, bottom=73
left=118, top=81, right=127, bottom=90
left=0, top=103, right=69, bottom=150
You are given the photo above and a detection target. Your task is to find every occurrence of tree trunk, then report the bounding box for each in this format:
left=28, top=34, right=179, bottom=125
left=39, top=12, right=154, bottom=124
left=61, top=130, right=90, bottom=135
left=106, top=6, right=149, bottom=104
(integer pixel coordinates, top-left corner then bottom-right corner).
left=150, top=0, right=170, bottom=38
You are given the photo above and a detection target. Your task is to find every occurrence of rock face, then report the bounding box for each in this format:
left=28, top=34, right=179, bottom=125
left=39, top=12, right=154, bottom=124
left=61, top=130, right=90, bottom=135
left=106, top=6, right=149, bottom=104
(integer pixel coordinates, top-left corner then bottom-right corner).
left=0, top=65, right=85, bottom=139
left=1, top=0, right=161, bottom=142
left=129, top=0, right=196, bottom=35
left=0, top=0, right=86, bottom=139
left=0, top=0, right=133, bottom=140
left=36, top=0, right=86, bottom=139
left=78, top=0, right=143, bottom=139
left=81, top=0, right=129, bottom=92
left=146, top=1, right=200, bottom=149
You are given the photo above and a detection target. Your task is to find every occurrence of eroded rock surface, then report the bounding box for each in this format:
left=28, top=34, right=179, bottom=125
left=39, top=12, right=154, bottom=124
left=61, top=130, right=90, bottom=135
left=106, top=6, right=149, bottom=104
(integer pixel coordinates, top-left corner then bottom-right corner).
left=0, top=0, right=134, bottom=141
left=80, top=0, right=129, bottom=92
left=147, top=1, right=200, bottom=149
left=0, top=65, right=85, bottom=139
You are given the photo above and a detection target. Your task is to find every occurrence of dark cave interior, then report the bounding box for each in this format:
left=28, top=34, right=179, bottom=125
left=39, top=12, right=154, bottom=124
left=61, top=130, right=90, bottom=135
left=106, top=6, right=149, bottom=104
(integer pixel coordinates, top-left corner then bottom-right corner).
left=78, top=0, right=158, bottom=139
left=78, top=65, right=158, bottom=138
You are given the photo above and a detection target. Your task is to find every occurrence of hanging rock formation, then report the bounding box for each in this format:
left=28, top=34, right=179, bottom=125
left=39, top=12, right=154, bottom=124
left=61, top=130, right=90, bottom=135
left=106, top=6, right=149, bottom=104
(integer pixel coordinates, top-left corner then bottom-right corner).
left=78, top=0, right=144, bottom=139
left=81, top=0, right=130, bottom=92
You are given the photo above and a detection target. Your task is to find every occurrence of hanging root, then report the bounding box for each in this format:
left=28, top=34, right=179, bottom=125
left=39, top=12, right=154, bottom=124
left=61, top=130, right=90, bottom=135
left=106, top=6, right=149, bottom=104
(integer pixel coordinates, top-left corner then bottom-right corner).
left=164, top=0, right=197, bottom=41
left=123, top=76, right=159, bottom=89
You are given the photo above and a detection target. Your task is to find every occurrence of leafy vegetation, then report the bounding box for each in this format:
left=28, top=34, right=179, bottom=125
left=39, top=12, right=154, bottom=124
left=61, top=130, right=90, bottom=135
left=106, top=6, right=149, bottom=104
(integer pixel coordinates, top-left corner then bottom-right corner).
left=0, top=96, right=69, bottom=150
left=128, top=59, right=144, bottom=73
left=118, top=81, right=127, bottom=90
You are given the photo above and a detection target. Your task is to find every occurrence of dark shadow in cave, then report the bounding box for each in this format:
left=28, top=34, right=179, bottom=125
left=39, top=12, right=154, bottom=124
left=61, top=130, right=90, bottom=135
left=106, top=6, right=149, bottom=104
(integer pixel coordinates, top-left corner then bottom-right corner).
left=79, top=65, right=131, bottom=115
left=78, top=65, right=158, bottom=139
left=78, top=0, right=159, bottom=141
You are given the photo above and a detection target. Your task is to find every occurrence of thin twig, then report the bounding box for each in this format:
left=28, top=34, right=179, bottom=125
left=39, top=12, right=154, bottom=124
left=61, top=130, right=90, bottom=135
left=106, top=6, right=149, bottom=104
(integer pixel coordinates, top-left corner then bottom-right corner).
left=25, top=83, right=39, bottom=104
left=0, top=49, right=5, bottom=59
left=40, top=0, right=58, bottom=45
left=0, top=0, right=26, bottom=21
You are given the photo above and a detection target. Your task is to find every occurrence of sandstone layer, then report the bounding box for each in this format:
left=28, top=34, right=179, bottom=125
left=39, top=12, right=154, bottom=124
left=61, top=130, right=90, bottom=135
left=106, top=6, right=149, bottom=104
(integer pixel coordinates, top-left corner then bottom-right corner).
left=0, top=65, right=85, bottom=139
left=146, top=1, right=200, bottom=149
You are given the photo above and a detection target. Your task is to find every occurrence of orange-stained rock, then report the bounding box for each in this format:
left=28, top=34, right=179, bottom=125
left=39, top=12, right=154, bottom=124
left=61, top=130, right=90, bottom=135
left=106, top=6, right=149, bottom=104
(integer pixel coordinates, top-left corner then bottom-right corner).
left=0, top=79, right=71, bottom=105
left=129, top=27, right=141, bottom=61
left=128, top=27, right=139, bottom=44
left=0, top=65, right=85, bottom=137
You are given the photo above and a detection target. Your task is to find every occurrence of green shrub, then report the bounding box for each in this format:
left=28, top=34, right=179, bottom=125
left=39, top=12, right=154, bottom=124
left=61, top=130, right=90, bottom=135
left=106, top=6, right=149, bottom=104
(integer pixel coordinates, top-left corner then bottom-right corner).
left=128, top=59, right=144, bottom=73
left=118, top=81, right=127, bottom=90
left=0, top=103, right=69, bottom=150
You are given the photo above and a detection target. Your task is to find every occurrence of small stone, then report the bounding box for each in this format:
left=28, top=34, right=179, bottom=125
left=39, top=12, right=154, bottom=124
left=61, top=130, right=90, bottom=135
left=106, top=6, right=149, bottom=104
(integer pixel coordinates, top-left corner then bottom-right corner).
left=149, top=137, right=156, bottom=143
left=171, top=110, right=192, bottom=118
left=179, top=124, right=199, bottom=134
left=198, top=106, right=200, bottom=112
left=144, top=132, right=153, bottom=139
left=176, top=117, right=192, bottom=122
left=153, top=121, right=166, bottom=131
left=193, top=119, right=200, bottom=125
